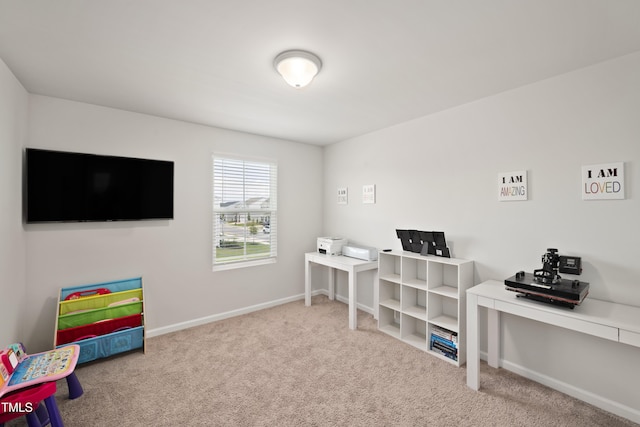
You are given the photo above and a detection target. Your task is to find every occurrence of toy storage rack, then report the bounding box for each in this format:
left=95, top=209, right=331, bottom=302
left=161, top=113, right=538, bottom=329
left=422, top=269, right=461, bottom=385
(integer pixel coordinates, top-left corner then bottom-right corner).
left=53, top=277, right=145, bottom=364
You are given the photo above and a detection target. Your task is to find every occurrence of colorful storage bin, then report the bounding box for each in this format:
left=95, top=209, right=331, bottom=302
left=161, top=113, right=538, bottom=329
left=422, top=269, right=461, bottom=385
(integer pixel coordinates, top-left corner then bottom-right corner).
left=59, top=277, right=142, bottom=300
left=56, top=314, right=143, bottom=345
left=74, top=327, right=144, bottom=364
left=59, top=289, right=143, bottom=315
left=54, top=277, right=145, bottom=364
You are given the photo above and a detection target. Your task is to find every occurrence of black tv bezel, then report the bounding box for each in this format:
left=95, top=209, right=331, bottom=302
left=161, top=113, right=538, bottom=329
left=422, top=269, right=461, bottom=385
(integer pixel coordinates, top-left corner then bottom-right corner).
left=25, top=148, right=174, bottom=224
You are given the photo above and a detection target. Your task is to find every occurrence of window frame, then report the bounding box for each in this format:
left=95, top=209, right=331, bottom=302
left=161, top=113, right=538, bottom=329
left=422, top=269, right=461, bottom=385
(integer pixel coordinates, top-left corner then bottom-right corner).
left=212, top=153, right=277, bottom=271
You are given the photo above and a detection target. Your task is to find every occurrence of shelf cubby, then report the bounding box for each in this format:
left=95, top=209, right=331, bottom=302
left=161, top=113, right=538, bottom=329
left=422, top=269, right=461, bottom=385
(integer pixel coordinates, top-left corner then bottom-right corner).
left=401, top=256, right=427, bottom=289
left=428, top=324, right=459, bottom=363
left=379, top=279, right=401, bottom=311
left=401, top=314, right=427, bottom=351
left=378, top=305, right=401, bottom=338
left=377, top=250, right=473, bottom=367
left=427, top=293, right=459, bottom=331
left=378, top=252, right=402, bottom=283
left=401, top=285, right=427, bottom=321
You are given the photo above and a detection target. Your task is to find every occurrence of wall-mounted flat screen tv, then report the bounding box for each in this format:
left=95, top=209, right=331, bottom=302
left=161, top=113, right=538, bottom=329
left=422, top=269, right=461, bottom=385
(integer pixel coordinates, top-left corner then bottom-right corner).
left=26, top=148, right=174, bottom=223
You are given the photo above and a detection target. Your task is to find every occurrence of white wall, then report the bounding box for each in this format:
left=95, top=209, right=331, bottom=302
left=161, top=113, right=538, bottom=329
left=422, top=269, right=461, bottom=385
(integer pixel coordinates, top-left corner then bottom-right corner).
left=323, top=52, right=640, bottom=416
left=0, top=58, right=28, bottom=345
left=24, top=95, right=324, bottom=352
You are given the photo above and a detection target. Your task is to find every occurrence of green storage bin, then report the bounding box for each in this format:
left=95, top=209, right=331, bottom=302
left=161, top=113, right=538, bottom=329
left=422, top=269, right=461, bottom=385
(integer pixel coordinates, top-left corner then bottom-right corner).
left=57, top=301, right=143, bottom=329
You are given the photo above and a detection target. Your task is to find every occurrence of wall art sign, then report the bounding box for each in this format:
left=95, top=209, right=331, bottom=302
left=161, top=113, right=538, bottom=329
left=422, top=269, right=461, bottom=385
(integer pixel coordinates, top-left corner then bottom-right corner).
left=337, top=187, right=348, bottom=205
left=582, top=162, right=624, bottom=200
left=362, top=184, right=376, bottom=204
left=498, top=170, right=527, bottom=201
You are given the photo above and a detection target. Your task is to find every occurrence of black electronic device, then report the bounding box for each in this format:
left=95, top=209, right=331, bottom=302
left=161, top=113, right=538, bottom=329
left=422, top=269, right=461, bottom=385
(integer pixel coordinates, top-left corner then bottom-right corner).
left=26, top=148, right=174, bottom=223
left=505, top=248, right=588, bottom=308
left=505, top=272, right=589, bottom=308
left=559, top=255, right=582, bottom=275
left=533, top=248, right=561, bottom=285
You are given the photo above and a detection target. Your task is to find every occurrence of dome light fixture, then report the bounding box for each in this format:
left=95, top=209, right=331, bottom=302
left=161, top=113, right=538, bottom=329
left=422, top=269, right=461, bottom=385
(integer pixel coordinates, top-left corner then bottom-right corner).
left=274, top=50, right=322, bottom=89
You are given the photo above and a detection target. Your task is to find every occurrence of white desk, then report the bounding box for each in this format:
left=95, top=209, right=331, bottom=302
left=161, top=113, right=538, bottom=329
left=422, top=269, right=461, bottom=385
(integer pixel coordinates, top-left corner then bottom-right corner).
left=305, top=252, right=378, bottom=330
left=466, top=280, right=640, bottom=391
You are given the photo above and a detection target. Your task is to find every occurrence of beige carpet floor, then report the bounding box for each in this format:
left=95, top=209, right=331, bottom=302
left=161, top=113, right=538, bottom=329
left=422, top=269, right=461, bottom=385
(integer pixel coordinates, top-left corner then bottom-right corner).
left=6, top=295, right=638, bottom=426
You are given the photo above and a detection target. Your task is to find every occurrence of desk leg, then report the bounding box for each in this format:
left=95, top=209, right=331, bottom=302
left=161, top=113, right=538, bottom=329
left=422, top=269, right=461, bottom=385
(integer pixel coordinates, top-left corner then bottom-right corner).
left=373, top=270, right=379, bottom=320
left=348, top=269, right=357, bottom=330
left=466, top=293, right=480, bottom=390
left=328, top=268, right=335, bottom=301
left=305, top=259, right=311, bottom=306
left=487, top=308, right=500, bottom=369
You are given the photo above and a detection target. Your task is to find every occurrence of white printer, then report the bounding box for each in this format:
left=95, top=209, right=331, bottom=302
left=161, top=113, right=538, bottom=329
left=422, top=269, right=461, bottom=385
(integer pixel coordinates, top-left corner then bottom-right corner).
left=317, top=237, right=348, bottom=256
left=342, top=244, right=378, bottom=261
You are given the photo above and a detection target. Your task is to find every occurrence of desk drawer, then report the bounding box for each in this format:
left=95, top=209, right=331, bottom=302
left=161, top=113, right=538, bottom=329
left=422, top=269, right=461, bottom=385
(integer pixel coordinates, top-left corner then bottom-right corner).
left=495, top=300, right=619, bottom=341
left=619, top=329, right=640, bottom=348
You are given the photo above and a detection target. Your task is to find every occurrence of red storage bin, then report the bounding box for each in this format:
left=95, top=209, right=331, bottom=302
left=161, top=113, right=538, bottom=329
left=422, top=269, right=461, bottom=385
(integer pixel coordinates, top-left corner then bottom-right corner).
left=56, top=314, right=142, bottom=345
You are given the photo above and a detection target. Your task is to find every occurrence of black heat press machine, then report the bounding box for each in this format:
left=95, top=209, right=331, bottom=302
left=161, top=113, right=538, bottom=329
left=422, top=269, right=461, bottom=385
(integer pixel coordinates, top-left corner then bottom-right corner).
left=505, top=248, right=589, bottom=309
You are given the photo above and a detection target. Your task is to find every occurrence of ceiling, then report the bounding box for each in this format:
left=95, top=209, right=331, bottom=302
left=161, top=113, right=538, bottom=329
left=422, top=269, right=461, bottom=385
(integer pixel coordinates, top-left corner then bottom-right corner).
left=1, top=1, right=640, bottom=146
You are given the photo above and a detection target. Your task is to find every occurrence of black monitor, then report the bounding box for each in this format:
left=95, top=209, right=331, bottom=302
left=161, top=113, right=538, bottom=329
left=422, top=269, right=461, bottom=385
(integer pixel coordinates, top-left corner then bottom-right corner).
left=26, top=148, right=174, bottom=223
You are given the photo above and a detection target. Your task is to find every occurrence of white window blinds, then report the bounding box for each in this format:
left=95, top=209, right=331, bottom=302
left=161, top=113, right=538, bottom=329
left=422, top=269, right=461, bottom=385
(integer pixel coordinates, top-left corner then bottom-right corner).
left=213, top=155, right=277, bottom=267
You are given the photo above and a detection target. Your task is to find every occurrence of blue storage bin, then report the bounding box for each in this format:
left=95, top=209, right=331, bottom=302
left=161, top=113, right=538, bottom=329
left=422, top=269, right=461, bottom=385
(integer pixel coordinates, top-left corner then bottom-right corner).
left=60, top=277, right=143, bottom=300
left=64, top=326, right=145, bottom=364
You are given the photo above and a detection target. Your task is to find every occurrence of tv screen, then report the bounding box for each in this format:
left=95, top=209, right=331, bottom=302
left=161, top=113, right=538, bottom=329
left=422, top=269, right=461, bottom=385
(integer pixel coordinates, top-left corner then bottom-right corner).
left=26, top=148, right=174, bottom=223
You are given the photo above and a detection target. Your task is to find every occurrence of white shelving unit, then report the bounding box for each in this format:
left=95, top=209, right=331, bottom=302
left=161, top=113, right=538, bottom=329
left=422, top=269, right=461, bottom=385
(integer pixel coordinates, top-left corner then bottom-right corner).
left=378, top=250, right=473, bottom=366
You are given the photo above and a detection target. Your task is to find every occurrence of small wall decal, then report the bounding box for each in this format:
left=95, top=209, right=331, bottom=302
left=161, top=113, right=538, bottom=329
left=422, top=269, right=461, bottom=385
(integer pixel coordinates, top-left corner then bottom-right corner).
left=498, top=171, right=527, bottom=201
left=337, top=187, right=348, bottom=205
left=582, top=162, right=624, bottom=200
left=362, top=184, right=376, bottom=204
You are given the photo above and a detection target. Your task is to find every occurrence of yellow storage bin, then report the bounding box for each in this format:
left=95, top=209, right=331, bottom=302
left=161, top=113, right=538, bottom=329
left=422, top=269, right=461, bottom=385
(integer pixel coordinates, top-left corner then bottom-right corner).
left=59, top=289, right=143, bottom=315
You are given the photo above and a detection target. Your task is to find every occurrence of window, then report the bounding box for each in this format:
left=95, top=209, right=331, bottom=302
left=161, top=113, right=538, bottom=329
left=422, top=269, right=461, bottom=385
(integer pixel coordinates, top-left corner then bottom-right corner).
left=213, top=155, right=277, bottom=269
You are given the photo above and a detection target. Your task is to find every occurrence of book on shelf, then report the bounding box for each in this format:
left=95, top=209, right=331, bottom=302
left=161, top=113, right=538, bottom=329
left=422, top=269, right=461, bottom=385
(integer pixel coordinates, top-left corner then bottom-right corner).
left=430, top=325, right=458, bottom=345
left=430, top=339, right=457, bottom=361
left=431, top=347, right=457, bottom=361
left=430, top=335, right=457, bottom=353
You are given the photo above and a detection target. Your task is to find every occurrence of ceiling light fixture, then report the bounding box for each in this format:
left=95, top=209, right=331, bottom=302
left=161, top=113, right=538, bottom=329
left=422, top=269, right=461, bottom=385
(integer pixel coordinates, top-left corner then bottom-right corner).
left=274, top=50, right=322, bottom=89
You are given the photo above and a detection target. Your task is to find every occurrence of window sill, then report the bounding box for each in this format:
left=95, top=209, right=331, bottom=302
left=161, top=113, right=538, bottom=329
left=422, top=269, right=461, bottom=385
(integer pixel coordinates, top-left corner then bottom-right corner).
left=212, top=257, right=276, bottom=272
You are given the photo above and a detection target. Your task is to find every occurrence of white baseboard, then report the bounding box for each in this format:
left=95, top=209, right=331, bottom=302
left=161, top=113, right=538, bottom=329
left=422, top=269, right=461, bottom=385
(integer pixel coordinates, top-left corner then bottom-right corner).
left=332, top=293, right=376, bottom=317
left=146, top=293, right=305, bottom=338
left=146, top=289, right=376, bottom=339
left=313, top=289, right=376, bottom=317
left=490, top=354, right=640, bottom=424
